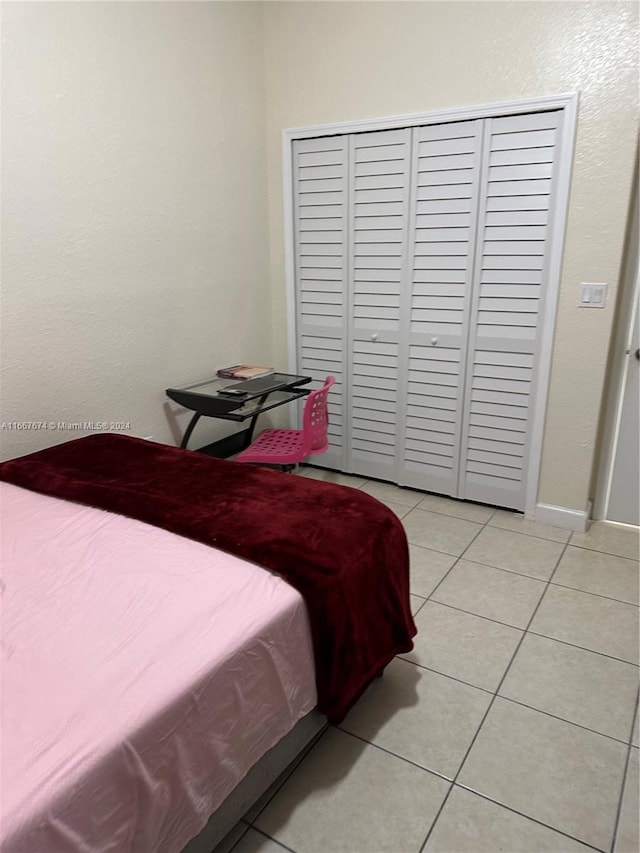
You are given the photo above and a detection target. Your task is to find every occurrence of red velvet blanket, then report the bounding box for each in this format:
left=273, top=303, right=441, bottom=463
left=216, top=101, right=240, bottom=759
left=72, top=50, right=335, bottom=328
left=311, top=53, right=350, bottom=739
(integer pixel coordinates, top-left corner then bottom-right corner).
left=0, top=434, right=415, bottom=723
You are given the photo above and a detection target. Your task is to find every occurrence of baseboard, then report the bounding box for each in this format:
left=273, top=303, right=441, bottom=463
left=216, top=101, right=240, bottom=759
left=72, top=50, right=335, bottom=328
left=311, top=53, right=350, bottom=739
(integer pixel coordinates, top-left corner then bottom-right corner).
left=535, top=502, right=590, bottom=532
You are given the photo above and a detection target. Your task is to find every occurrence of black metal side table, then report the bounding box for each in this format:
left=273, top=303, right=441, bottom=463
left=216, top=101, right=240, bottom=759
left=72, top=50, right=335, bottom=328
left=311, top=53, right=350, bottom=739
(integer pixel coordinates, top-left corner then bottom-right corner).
left=166, top=372, right=311, bottom=458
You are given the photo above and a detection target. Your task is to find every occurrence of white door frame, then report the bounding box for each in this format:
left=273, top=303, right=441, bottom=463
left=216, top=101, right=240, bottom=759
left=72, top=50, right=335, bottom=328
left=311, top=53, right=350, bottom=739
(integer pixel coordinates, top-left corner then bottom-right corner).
left=282, top=93, right=579, bottom=519
left=594, top=267, right=639, bottom=522
left=592, top=176, right=638, bottom=524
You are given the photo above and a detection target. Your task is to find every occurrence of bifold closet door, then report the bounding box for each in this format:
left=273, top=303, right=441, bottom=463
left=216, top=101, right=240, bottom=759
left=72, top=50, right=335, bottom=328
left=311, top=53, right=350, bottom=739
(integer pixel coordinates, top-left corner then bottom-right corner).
left=347, top=128, right=411, bottom=481
left=459, top=110, right=562, bottom=511
left=397, top=119, right=484, bottom=495
left=397, top=111, right=561, bottom=510
left=292, top=108, right=562, bottom=511
left=292, top=135, right=348, bottom=471
left=293, top=129, right=411, bottom=479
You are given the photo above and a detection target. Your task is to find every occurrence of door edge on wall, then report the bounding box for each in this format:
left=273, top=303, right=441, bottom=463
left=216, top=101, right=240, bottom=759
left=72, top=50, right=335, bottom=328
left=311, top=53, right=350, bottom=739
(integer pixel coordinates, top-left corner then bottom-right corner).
left=592, top=166, right=639, bottom=524
left=595, top=268, right=640, bottom=522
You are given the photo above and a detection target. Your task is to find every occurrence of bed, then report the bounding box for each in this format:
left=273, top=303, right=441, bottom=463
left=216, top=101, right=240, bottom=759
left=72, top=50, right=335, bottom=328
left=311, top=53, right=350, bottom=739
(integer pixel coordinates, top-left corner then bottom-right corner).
left=0, top=435, right=415, bottom=853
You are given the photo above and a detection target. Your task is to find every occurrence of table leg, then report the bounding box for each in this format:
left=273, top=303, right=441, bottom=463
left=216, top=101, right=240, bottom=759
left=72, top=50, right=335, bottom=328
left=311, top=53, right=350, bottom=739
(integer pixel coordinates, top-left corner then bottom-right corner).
left=180, top=412, right=202, bottom=450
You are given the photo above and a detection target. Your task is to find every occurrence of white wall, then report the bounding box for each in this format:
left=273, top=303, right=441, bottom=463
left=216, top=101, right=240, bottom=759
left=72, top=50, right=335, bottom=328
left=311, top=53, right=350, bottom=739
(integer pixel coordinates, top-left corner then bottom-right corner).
left=2, top=1, right=637, bottom=517
left=1, top=1, right=269, bottom=458
left=262, top=0, right=639, bottom=514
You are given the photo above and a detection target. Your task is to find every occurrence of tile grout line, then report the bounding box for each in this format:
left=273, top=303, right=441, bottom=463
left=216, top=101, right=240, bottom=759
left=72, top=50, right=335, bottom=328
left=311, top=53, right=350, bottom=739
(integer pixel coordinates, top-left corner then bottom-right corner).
left=328, top=724, right=611, bottom=853
left=445, top=554, right=559, bottom=583
left=546, top=579, right=640, bottom=609
left=238, top=825, right=297, bottom=853
left=402, top=510, right=496, bottom=625
left=421, top=504, right=498, bottom=603
left=418, top=537, right=572, bottom=853
left=412, top=595, right=639, bottom=668
left=410, top=541, right=639, bottom=608
left=609, top=685, right=640, bottom=853
left=394, top=653, right=496, bottom=696
left=566, top=541, right=640, bottom=562
left=421, top=596, right=542, bottom=632
left=450, top=783, right=608, bottom=853
left=491, top=693, right=635, bottom=748
left=486, top=522, right=570, bottom=544
left=525, top=629, right=639, bottom=668
left=449, top=555, right=640, bottom=609
left=412, top=597, right=428, bottom=619
left=404, top=505, right=497, bottom=525
left=333, top=726, right=456, bottom=785
left=396, top=654, right=636, bottom=747
left=338, top=655, right=635, bottom=796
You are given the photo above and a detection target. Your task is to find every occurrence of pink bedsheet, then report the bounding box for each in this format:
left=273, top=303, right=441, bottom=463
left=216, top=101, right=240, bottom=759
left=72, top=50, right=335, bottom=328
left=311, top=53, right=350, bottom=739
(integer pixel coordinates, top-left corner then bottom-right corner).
left=0, top=482, right=317, bottom=853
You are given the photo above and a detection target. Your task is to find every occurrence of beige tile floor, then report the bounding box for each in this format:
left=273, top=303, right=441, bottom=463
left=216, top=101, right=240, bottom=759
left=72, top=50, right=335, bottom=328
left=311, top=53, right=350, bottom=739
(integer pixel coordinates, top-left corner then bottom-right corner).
left=215, top=470, right=640, bottom=853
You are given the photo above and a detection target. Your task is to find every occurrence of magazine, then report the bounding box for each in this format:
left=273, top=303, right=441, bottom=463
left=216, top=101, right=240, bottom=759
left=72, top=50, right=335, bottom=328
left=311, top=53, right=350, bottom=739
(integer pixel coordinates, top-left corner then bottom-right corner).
left=216, top=364, right=275, bottom=380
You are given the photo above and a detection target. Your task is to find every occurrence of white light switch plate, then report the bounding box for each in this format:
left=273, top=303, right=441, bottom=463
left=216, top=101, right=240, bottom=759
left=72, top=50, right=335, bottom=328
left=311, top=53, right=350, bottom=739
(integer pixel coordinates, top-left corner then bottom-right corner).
left=579, top=282, right=607, bottom=308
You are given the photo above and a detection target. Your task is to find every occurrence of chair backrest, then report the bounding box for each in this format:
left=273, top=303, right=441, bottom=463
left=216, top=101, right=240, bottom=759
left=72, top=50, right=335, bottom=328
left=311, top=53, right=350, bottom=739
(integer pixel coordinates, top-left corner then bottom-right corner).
left=301, top=376, right=336, bottom=456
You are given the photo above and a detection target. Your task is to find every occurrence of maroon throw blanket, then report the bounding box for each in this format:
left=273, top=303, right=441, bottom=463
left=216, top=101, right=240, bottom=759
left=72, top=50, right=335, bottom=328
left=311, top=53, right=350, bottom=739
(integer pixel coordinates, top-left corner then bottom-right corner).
left=0, top=434, right=415, bottom=723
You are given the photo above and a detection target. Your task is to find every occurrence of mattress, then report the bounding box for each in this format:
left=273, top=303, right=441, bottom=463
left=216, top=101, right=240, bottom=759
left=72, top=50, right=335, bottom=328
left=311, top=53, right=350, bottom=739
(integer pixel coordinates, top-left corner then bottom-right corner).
left=0, top=482, right=317, bottom=853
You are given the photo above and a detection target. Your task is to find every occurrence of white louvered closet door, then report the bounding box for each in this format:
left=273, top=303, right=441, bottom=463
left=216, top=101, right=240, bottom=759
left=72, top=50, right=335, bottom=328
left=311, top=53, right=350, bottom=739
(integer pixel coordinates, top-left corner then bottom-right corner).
left=347, top=128, right=412, bottom=480
left=459, top=110, right=562, bottom=510
left=397, top=120, right=483, bottom=494
left=293, top=135, right=348, bottom=471
left=292, top=108, right=564, bottom=512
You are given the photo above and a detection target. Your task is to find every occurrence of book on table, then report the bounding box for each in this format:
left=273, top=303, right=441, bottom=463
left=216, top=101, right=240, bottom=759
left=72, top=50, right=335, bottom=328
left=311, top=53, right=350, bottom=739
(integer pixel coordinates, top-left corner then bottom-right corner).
left=216, top=364, right=275, bottom=380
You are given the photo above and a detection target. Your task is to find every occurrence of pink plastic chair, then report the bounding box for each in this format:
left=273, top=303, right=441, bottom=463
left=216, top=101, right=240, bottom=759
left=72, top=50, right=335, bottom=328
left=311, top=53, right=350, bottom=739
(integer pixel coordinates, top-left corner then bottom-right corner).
left=235, top=376, right=336, bottom=470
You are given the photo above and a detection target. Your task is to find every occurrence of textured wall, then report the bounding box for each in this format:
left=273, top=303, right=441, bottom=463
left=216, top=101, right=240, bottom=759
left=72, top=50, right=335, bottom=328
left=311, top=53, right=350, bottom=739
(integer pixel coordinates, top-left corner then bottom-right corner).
left=3, top=1, right=637, bottom=514
left=263, top=0, right=639, bottom=513
left=1, top=1, right=269, bottom=458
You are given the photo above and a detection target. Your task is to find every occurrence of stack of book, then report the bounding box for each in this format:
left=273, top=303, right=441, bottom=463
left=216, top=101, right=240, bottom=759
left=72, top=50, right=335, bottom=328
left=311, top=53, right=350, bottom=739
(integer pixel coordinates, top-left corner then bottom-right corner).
left=216, top=364, right=274, bottom=380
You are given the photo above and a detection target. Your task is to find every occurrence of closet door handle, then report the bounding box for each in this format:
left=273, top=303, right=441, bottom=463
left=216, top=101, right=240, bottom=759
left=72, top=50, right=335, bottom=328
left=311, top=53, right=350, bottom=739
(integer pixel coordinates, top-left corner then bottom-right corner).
left=371, top=333, right=378, bottom=342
